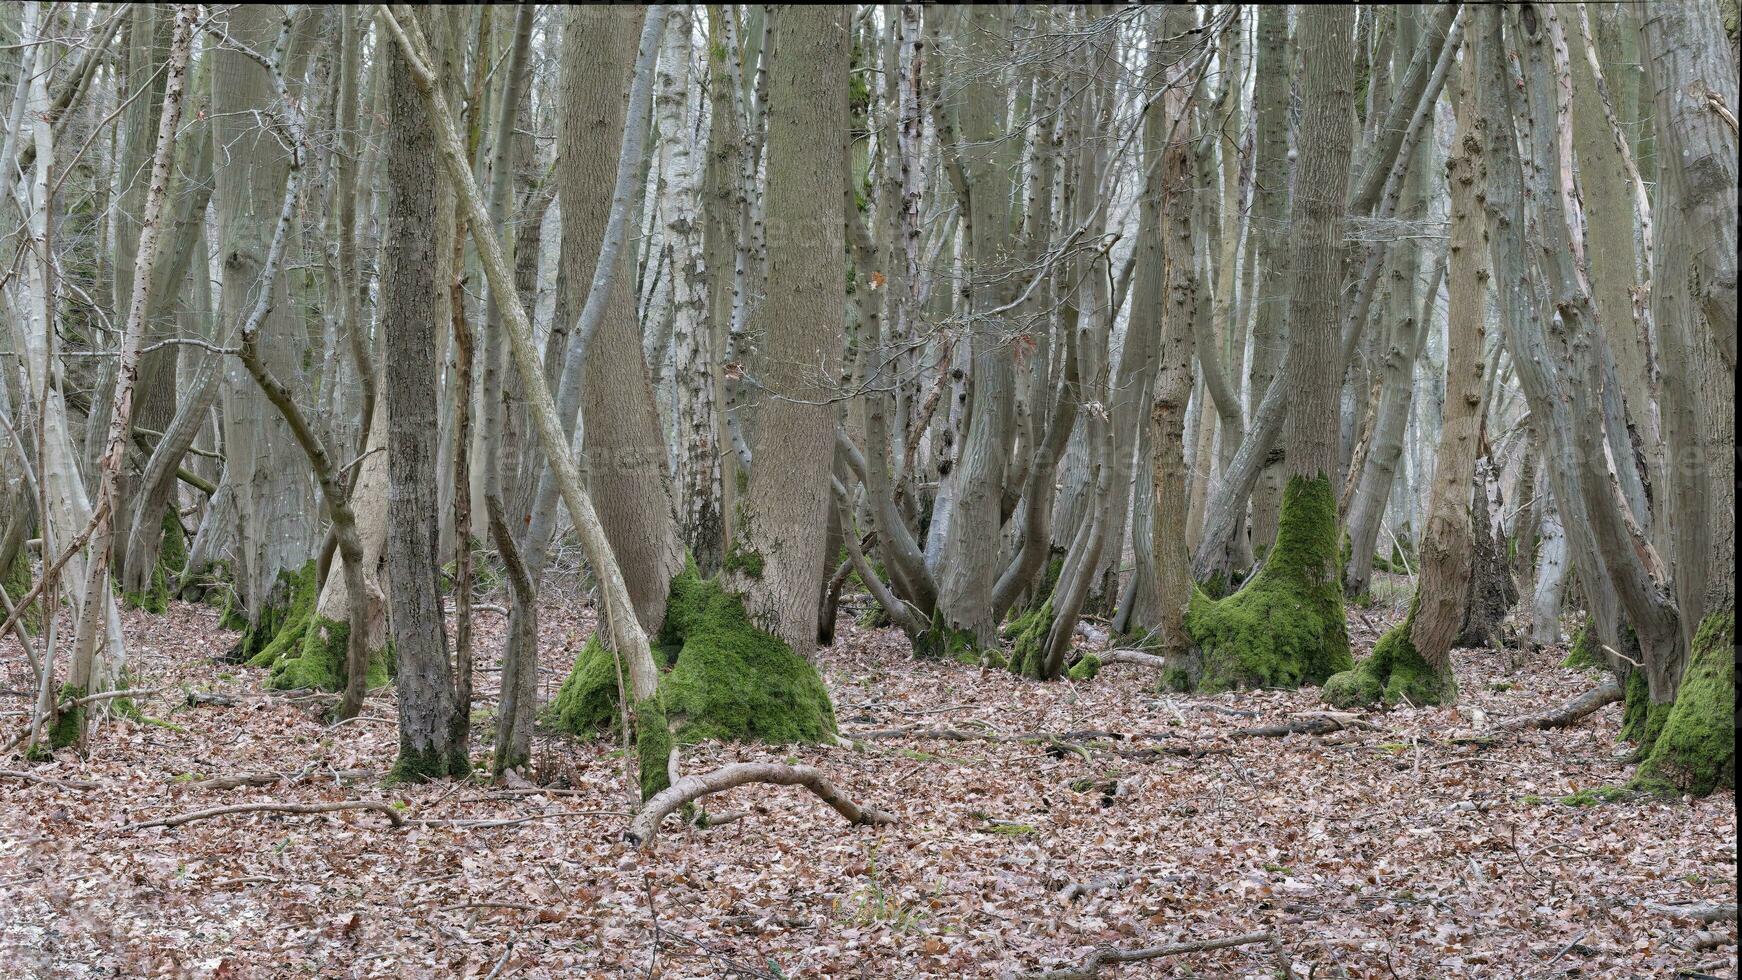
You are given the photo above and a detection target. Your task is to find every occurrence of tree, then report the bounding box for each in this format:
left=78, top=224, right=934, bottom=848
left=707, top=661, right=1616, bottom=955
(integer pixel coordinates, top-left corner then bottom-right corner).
left=1180, top=4, right=1356, bottom=693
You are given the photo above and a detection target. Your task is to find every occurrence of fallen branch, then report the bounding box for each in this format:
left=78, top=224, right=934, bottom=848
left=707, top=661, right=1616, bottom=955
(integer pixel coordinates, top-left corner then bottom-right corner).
left=1097, top=649, right=1170, bottom=670
left=624, top=763, right=894, bottom=847
left=182, top=768, right=375, bottom=791
left=1234, top=712, right=1380, bottom=738
left=1499, top=677, right=1622, bottom=730
left=0, top=768, right=99, bottom=791
left=1022, top=930, right=1279, bottom=980
left=1644, top=901, right=1738, bottom=923
left=127, top=800, right=406, bottom=831
left=417, top=809, right=628, bottom=830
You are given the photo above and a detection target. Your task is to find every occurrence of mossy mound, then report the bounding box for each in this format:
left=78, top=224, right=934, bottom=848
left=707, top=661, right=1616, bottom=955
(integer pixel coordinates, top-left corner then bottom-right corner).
left=545, top=562, right=837, bottom=753
left=1322, top=605, right=1457, bottom=709
left=2, top=552, right=39, bottom=635
left=1005, top=598, right=1055, bottom=678
left=1633, top=611, right=1735, bottom=798
left=266, top=615, right=392, bottom=692
left=1067, top=653, right=1102, bottom=682
left=1184, top=476, right=1352, bottom=692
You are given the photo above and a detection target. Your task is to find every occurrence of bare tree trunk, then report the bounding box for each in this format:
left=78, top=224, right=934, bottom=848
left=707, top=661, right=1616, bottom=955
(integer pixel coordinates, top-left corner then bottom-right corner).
left=383, top=30, right=468, bottom=781
left=1185, top=4, right=1355, bottom=693
left=727, top=3, right=850, bottom=657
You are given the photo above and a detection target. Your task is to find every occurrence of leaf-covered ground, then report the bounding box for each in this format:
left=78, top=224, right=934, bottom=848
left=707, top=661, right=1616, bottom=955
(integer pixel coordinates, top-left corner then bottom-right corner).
left=1, top=593, right=1735, bottom=978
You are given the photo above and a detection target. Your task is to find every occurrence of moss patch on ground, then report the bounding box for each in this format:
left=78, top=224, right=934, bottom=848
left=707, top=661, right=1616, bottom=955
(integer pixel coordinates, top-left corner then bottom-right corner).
left=1633, top=611, right=1735, bottom=798
left=545, top=562, right=837, bottom=763
left=1184, top=476, right=1352, bottom=692
left=1562, top=623, right=1604, bottom=669
left=1322, top=595, right=1456, bottom=709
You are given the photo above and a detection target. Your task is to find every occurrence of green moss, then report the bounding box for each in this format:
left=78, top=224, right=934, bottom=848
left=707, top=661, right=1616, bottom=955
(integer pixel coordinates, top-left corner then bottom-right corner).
left=2, top=551, right=39, bottom=635
left=636, top=698, right=674, bottom=800
left=1067, top=654, right=1103, bottom=682
left=912, top=609, right=978, bottom=663
left=387, top=741, right=470, bottom=784
left=543, top=637, right=623, bottom=737
left=1185, top=476, right=1352, bottom=692
left=264, top=615, right=391, bottom=692
left=1322, top=596, right=1456, bottom=709
left=1633, top=612, right=1735, bottom=798
left=982, top=821, right=1038, bottom=836
left=722, top=538, right=764, bottom=580
left=546, top=562, right=837, bottom=754
left=1556, top=785, right=1634, bottom=807
left=233, top=561, right=318, bottom=665
left=655, top=564, right=836, bottom=744
left=1620, top=670, right=1669, bottom=752
left=1563, top=624, right=1604, bottom=669
left=46, top=684, right=85, bottom=750
left=1005, top=599, right=1055, bottom=678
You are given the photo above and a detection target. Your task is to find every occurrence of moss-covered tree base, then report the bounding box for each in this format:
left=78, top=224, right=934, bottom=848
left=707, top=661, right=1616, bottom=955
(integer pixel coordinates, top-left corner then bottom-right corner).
left=545, top=562, right=837, bottom=789
left=226, top=561, right=317, bottom=664
left=123, top=510, right=187, bottom=615
left=911, top=609, right=980, bottom=663
left=1632, top=612, right=1735, bottom=798
left=2, top=553, right=39, bottom=635
left=387, top=744, right=471, bottom=784
left=1322, top=616, right=1457, bottom=710
left=1184, top=476, right=1352, bottom=692
left=1067, top=654, right=1102, bottom=682
left=1620, top=670, right=1670, bottom=753
left=1562, top=624, right=1604, bottom=669
left=1004, top=599, right=1055, bottom=678
left=264, top=616, right=392, bottom=692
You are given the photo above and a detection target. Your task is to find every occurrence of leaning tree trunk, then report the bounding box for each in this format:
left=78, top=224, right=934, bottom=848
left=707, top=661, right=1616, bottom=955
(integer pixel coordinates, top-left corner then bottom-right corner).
left=1183, top=4, right=1356, bottom=693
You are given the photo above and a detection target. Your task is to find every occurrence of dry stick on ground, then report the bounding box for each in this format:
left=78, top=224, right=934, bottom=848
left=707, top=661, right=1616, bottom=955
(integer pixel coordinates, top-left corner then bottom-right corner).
left=1497, top=677, right=1623, bottom=730
left=127, top=800, right=407, bottom=831
left=1644, top=902, right=1739, bottom=923
left=624, top=763, right=896, bottom=847
left=0, top=769, right=100, bottom=791
left=1233, top=712, right=1382, bottom=738
left=1020, top=930, right=1280, bottom=980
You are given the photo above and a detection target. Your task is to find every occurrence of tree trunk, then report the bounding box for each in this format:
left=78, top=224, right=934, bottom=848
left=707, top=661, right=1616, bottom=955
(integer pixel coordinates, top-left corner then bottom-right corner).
left=727, top=3, right=850, bottom=657
left=1185, top=4, right=1355, bottom=693
left=384, top=33, right=468, bottom=781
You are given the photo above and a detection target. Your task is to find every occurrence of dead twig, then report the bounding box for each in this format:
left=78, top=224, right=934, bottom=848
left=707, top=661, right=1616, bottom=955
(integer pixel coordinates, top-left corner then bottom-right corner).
left=0, top=768, right=99, bottom=791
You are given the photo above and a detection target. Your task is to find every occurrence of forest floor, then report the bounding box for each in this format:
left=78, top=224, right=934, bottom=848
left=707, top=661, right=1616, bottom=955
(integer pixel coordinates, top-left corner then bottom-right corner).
left=0, top=584, right=1735, bottom=979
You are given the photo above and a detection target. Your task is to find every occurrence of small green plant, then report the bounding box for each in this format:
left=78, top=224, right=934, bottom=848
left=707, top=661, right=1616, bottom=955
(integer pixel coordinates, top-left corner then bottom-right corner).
left=837, top=847, right=927, bottom=932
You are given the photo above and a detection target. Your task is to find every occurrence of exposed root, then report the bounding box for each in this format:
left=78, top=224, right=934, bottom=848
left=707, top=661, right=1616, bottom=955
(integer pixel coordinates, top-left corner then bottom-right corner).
left=624, top=762, right=895, bottom=847
left=1233, top=712, right=1381, bottom=739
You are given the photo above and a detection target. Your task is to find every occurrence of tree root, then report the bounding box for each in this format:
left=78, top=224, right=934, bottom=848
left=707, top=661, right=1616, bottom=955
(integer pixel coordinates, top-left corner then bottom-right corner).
left=1643, top=902, right=1737, bottom=923
left=0, top=769, right=99, bottom=791
left=127, top=800, right=406, bottom=831
left=623, top=762, right=894, bottom=847
left=1499, top=677, right=1622, bottom=730
left=1020, top=930, right=1280, bottom=980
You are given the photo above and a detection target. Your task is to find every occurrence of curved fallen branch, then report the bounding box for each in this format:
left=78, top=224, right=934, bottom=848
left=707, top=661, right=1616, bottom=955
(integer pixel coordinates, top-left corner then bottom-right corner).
left=1644, top=901, right=1738, bottom=923
left=1096, top=649, right=1170, bottom=670
left=127, top=800, right=406, bottom=831
left=1499, top=677, right=1622, bottom=730
left=1021, top=930, right=1280, bottom=980
left=624, top=763, right=895, bottom=847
